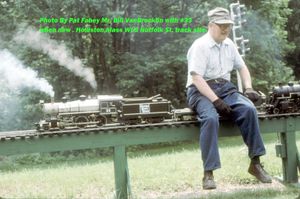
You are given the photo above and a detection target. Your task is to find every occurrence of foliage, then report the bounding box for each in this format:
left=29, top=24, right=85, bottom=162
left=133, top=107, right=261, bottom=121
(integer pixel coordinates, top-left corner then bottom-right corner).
left=286, top=0, right=300, bottom=78
left=0, top=0, right=298, bottom=130
left=241, top=0, right=295, bottom=92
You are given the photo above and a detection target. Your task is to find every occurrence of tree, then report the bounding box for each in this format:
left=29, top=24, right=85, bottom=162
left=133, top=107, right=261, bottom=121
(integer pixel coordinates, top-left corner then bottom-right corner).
left=240, top=0, right=295, bottom=92
left=286, top=0, right=300, bottom=78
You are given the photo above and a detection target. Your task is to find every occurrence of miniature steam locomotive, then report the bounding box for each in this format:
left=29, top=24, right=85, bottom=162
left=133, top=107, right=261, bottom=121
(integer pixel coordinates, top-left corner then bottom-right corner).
left=36, top=94, right=195, bottom=131
left=265, top=83, right=300, bottom=114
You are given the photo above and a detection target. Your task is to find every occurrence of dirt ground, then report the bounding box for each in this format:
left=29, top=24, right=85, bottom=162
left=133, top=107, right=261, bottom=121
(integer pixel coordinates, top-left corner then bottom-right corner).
left=138, top=178, right=300, bottom=199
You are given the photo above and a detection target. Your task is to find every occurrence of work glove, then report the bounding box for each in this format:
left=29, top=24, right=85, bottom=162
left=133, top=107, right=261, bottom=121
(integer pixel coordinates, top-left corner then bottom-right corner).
left=212, top=98, right=232, bottom=117
left=244, top=88, right=261, bottom=103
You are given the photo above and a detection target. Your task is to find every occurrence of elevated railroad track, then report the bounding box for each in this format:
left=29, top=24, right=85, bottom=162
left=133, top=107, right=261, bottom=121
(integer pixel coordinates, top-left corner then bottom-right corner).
left=0, top=113, right=299, bottom=199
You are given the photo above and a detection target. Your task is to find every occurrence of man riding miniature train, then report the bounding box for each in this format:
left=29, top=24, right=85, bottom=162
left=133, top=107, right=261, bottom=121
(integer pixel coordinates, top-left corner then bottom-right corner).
left=185, top=7, right=272, bottom=189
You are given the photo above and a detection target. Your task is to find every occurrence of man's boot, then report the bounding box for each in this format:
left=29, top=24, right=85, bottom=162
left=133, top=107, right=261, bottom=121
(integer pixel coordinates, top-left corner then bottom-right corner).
left=203, top=170, right=216, bottom=189
left=248, top=157, right=272, bottom=183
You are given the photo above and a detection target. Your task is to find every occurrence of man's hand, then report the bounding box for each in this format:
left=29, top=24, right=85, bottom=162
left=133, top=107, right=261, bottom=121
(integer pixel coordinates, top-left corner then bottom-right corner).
left=244, top=88, right=261, bottom=102
left=212, top=98, right=232, bottom=117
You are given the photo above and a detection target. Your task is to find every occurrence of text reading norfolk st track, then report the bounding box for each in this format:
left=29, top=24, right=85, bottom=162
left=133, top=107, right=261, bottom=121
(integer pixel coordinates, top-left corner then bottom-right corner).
left=39, top=17, right=207, bottom=33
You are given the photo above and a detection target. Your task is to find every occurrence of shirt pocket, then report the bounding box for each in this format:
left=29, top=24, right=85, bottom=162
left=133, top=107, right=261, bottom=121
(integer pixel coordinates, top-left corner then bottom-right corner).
left=223, top=51, right=234, bottom=72
left=206, top=54, right=219, bottom=77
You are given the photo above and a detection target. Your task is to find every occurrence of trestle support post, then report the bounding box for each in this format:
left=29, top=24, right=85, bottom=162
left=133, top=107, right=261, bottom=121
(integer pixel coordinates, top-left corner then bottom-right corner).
left=114, top=145, right=129, bottom=199
left=279, top=118, right=299, bottom=183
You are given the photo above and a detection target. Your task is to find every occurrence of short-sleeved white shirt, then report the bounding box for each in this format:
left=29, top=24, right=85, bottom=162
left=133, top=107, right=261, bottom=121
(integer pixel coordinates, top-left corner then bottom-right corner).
left=186, top=32, right=245, bottom=87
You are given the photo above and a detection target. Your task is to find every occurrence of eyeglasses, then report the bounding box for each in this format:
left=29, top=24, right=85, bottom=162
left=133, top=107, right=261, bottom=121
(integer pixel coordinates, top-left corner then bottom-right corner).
left=214, top=23, right=232, bottom=30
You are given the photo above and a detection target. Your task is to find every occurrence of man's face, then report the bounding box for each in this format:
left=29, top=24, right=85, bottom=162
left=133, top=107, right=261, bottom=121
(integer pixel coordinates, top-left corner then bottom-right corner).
left=209, top=23, right=232, bottom=43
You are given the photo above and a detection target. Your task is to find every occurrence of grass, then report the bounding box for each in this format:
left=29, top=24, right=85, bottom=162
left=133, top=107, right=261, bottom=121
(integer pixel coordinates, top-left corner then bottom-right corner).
left=0, top=133, right=299, bottom=198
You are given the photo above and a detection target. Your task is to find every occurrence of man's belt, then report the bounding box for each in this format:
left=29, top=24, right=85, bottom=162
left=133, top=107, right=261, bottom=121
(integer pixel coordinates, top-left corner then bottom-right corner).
left=206, top=78, right=228, bottom=84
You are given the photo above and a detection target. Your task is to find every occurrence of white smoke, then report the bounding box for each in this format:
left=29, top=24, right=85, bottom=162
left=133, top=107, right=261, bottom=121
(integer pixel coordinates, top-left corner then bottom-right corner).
left=14, top=27, right=97, bottom=89
left=0, top=49, right=55, bottom=97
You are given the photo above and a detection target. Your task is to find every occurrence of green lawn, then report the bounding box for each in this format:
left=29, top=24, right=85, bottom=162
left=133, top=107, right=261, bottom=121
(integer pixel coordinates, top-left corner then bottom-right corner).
left=0, top=133, right=299, bottom=199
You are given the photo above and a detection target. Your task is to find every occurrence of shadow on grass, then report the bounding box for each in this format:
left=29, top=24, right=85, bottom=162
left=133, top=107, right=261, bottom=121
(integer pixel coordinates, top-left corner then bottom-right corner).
left=0, top=151, right=114, bottom=172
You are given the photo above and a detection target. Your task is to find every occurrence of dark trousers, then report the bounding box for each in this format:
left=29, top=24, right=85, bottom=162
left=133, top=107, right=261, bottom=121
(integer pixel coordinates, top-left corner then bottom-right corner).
left=186, top=81, right=266, bottom=171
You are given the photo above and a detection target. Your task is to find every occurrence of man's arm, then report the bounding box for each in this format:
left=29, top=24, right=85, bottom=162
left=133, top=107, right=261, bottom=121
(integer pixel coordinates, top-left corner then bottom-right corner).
left=238, top=65, right=261, bottom=102
left=238, top=65, right=252, bottom=90
left=192, top=73, right=218, bottom=102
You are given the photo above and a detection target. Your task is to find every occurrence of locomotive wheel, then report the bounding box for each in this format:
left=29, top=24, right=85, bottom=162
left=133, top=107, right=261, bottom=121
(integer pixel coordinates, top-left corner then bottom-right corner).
left=273, top=108, right=280, bottom=114
left=125, top=119, right=140, bottom=125
left=43, top=124, right=49, bottom=131
left=59, top=123, right=65, bottom=130
left=292, top=104, right=298, bottom=112
left=74, top=116, right=89, bottom=128
left=96, top=116, right=107, bottom=126
left=146, top=117, right=164, bottom=123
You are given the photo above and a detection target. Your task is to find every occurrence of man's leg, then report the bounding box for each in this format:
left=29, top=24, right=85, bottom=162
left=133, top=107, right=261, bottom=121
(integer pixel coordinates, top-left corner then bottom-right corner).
left=223, top=92, right=272, bottom=183
left=187, top=85, right=220, bottom=189
left=196, top=98, right=221, bottom=172
left=224, top=93, right=265, bottom=157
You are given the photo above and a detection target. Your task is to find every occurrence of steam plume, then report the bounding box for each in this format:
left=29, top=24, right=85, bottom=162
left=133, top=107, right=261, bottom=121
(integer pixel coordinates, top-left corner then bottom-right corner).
left=0, top=49, right=54, bottom=97
left=14, top=27, right=97, bottom=89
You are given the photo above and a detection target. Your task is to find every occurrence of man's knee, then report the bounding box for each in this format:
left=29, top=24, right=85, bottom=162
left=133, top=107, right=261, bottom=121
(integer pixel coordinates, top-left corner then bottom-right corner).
left=202, top=111, right=219, bottom=126
left=237, top=103, right=258, bottom=121
left=244, top=104, right=257, bottom=114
